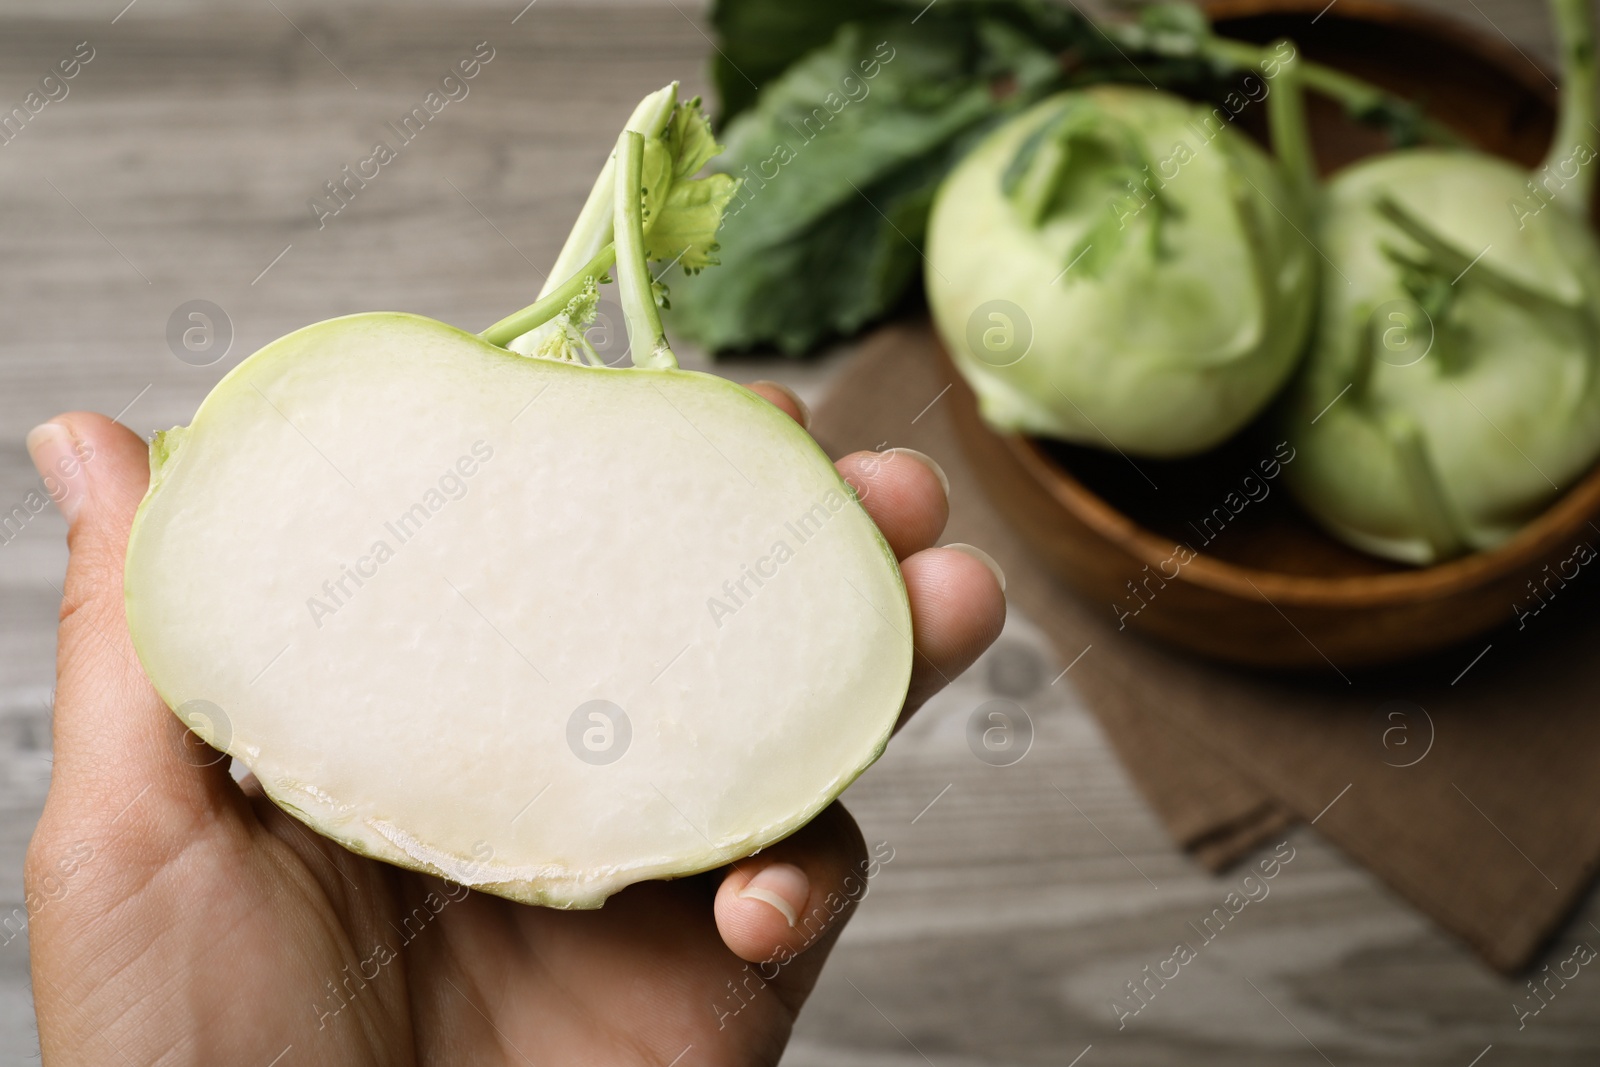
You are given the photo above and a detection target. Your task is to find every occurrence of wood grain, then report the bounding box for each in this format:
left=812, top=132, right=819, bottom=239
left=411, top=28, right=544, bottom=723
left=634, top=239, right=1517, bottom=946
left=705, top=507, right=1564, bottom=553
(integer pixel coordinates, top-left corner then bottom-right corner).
left=1, top=1, right=1597, bottom=1065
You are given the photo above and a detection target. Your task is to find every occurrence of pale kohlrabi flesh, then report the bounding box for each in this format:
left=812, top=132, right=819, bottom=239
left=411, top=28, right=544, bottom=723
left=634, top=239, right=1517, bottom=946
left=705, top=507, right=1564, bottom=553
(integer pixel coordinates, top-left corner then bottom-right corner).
left=1280, top=0, right=1600, bottom=564
left=123, top=85, right=914, bottom=909
left=926, top=84, right=1316, bottom=458
left=125, top=316, right=910, bottom=908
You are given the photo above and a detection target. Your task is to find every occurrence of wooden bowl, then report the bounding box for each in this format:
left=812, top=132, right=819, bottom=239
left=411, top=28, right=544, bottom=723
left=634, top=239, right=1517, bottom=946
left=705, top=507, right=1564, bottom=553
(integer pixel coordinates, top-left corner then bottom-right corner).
left=948, top=0, right=1600, bottom=670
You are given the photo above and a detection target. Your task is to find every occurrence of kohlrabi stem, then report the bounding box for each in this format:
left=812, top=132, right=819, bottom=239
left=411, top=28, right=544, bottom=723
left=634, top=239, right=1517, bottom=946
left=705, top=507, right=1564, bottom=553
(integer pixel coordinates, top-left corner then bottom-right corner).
left=479, top=243, right=616, bottom=349
left=1548, top=0, right=1598, bottom=218
left=539, top=84, right=679, bottom=300
left=1351, top=304, right=1378, bottom=400
left=1198, top=37, right=1463, bottom=147
left=1265, top=38, right=1319, bottom=204
left=1383, top=412, right=1470, bottom=561
left=614, top=130, right=677, bottom=370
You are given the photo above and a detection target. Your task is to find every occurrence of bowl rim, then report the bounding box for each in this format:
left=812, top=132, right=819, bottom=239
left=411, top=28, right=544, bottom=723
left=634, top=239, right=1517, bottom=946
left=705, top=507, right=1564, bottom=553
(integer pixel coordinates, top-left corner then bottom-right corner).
left=991, top=0, right=1600, bottom=610
left=1004, top=433, right=1600, bottom=608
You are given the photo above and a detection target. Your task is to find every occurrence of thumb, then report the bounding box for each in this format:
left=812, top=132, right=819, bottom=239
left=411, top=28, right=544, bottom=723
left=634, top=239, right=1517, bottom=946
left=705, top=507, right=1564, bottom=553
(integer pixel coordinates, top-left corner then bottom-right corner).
left=713, top=803, right=888, bottom=1020
left=28, top=413, right=229, bottom=816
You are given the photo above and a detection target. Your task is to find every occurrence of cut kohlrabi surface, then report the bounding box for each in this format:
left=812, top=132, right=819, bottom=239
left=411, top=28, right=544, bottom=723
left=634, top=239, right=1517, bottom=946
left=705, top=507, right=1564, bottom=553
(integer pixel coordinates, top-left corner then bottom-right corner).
left=123, top=85, right=913, bottom=909
left=925, top=82, right=1316, bottom=458
left=1279, top=0, right=1600, bottom=564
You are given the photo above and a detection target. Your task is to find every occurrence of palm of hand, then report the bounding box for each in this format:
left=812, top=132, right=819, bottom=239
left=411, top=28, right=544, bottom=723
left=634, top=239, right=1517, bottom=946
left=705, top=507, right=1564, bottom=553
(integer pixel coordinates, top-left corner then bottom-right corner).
left=36, top=773, right=824, bottom=1065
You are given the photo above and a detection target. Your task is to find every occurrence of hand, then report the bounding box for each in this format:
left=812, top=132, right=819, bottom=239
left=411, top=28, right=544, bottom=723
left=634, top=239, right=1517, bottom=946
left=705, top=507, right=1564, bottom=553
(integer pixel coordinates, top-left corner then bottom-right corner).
left=24, top=383, right=1006, bottom=1066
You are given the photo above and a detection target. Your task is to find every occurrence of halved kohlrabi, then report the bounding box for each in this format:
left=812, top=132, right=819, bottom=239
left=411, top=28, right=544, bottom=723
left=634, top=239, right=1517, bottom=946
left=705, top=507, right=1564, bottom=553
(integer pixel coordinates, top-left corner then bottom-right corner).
left=123, top=85, right=913, bottom=909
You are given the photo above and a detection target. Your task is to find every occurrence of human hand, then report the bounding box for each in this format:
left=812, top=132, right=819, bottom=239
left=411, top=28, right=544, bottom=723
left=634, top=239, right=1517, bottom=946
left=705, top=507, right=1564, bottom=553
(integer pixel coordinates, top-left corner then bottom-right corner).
left=25, top=382, right=1005, bottom=1066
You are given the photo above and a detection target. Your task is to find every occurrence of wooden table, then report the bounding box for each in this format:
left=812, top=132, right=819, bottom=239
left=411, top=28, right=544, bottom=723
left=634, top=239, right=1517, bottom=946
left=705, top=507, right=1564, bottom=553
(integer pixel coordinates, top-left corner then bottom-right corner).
left=1, top=1, right=1595, bottom=1064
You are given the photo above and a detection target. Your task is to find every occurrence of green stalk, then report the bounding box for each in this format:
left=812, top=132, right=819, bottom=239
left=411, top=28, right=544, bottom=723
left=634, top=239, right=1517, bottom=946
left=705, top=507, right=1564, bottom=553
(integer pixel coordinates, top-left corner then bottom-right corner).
left=482, top=83, right=678, bottom=350
left=1010, top=130, right=1069, bottom=227
left=1350, top=303, right=1378, bottom=400
left=479, top=243, right=616, bottom=349
left=1198, top=36, right=1463, bottom=147
left=614, top=130, right=676, bottom=370
left=1264, top=38, right=1318, bottom=205
left=1377, top=195, right=1579, bottom=309
left=539, top=84, right=679, bottom=300
left=1547, top=0, right=1598, bottom=218
left=1383, top=411, right=1470, bottom=561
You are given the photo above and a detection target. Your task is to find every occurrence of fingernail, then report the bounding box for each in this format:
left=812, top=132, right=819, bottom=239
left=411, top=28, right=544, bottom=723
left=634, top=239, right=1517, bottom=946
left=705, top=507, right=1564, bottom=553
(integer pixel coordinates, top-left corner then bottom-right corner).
left=736, top=862, right=808, bottom=928
left=750, top=380, right=811, bottom=429
left=944, top=543, right=1007, bottom=593
left=886, top=448, right=950, bottom=498
left=26, top=423, right=87, bottom=525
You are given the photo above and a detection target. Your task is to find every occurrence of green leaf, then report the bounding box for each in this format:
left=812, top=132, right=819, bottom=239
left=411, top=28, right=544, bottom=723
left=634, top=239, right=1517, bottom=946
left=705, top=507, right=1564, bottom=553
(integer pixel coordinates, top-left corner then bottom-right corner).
left=1138, top=1, right=1210, bottom=42
left=710, top=0, right=903, bottom=123
left=647, top=171, right=741, bottom=272
left=709, top=0, right=1110, bottom=121
left=671, top=151, right=949, bottom=354
left=639, top=98, right=744, bottom=274
left=669, top=17, right=1074, bottom=354
left=669, top=95, right=728, bottom=179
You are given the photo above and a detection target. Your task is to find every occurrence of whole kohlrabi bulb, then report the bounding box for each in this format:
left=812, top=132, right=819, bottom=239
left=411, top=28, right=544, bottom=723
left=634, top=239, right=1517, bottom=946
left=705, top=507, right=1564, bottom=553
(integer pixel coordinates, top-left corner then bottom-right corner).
left=1279, top=149, right=1600, bottom=564
left=1279, top=0, right=1600, bottom=565
left=926, top=85, right=1316, bottom=458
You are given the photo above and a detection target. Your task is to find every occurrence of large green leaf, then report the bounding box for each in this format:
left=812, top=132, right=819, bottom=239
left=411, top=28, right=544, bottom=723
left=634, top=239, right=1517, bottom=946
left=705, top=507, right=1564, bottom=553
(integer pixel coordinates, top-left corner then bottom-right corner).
left=671, top=16, right=1079, bottom=354
left=710, top=0, right=903, bottom=123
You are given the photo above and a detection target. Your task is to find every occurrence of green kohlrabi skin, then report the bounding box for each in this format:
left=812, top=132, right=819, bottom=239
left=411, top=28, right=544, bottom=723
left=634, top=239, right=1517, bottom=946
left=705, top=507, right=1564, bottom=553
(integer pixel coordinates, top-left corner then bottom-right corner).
left=1280, top=151, right=1600, bottom=565
left=926, top=85, right=1317, bottom=459
left=1279, top=0, right=1600, bottom=565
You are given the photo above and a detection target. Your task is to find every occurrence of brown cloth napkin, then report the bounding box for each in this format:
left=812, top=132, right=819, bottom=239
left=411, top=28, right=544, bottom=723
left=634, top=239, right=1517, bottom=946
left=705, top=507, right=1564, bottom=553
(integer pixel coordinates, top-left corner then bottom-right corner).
left=809, top=320, right=1600, bottom=974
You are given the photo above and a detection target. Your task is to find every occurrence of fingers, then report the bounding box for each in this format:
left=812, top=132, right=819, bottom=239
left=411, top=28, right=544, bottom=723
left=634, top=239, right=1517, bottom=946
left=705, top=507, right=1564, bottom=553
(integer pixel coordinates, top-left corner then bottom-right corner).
left=743, top=382, right=1005, bottom=716
left=29, top=413, right=229, bottom=813
left=836, top=449, right=949, bottom=560
left=714, top=803, right=885, bottom=1008
left=901, top=546, right=1007, bottom=720
left=745, top=381, right=810, bottom=430
left=835, top=449, right=1004, bottom=718
left=746, top=379, right=951, bottom=561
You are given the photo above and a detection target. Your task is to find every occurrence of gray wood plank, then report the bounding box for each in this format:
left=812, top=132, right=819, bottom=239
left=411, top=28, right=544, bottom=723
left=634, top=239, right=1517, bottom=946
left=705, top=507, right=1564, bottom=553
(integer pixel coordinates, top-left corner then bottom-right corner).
left=0, top=2, right=1595, bottom=1065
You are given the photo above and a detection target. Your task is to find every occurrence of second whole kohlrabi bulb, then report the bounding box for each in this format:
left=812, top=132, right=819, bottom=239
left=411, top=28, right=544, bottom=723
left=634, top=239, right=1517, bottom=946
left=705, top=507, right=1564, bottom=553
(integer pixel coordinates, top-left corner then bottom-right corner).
left=1279, top=151, right=1600, bottom=563
left=1279, top=0, right=1600, bottom=564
